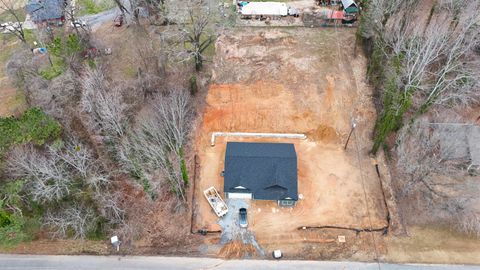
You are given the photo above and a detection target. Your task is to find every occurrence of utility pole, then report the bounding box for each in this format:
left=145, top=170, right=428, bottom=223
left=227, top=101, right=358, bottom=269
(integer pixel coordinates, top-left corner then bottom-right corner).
left=344, top=121, right=357, bottom=150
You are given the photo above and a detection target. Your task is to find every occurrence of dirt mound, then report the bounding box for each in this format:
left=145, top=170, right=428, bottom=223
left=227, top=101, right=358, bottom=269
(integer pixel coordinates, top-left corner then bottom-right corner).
left=307, top=125, right=340, bottom=143
left=218, top=241, right=257, bottom=259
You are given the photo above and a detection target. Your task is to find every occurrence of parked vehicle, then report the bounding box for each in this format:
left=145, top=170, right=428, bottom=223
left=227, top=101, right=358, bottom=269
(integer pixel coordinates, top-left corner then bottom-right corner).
left=0, top=22, right=22, bottom=34
left=70, top=20, right=87, bottom=28
left=239, top=2, right=299, bottom=18
left=288, top=7, right=299, bottom=17
left=239, top=208, right=248, bottom=228
left=204, top=187, right=228, bottom=217
left=114, top=15, right=124, bottom=27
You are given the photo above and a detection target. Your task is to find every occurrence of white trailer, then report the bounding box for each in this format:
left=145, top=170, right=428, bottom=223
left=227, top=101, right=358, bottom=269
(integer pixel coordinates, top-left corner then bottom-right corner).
left=239, top=2, right=298, bottom=17
left=204, top=186, right=228, bottom=217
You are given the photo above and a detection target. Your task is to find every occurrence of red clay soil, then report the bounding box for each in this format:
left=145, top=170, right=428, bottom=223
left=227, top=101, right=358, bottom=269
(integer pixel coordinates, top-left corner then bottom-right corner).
left=193, top=27, right=389, bottom=259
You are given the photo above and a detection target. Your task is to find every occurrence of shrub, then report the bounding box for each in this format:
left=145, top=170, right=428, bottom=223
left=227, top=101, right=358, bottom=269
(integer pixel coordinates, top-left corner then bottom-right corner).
left=0, top=107, right=61, bottom=155
left=0, top=204, right=30, bottom=248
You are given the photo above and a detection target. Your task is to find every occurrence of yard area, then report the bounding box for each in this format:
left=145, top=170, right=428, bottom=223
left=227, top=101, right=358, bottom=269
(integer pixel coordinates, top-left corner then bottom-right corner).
left=0, top=37, right=27, bottom=117
left=193, top=27, right=390, bottom=259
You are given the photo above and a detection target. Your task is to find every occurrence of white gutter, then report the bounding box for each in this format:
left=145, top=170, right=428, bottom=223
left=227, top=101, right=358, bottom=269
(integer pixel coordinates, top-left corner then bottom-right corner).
left=210, top=132, right=307, bottom=146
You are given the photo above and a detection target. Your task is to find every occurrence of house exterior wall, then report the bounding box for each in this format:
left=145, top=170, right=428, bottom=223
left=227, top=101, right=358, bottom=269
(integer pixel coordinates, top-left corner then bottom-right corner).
left=226, top=192, right=253, bottom=199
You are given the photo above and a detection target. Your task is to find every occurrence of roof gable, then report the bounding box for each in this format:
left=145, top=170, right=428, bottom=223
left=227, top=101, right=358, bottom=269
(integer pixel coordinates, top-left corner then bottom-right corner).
left=341, top=0, right=357, bottom=8
left=264, top=184, right=287, bottom=191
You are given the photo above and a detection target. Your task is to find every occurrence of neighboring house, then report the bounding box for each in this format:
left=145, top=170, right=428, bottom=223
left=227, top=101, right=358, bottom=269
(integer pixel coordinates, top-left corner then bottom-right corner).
left=435, top=124, right=480, bottom=170
left=223, top=142, right=298, bottom=207
left=26, top=0, right=65, bottom=24
left=341, top=0, right=359, bottom=13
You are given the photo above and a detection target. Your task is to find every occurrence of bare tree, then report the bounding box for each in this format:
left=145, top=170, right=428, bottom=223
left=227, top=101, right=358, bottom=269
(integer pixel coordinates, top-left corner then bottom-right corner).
left=95, top=190, right=126, bottom=226
left=6, top=48, right=37, bottom=85
left=0, top=0, right=27, bottom=43
left=360, top=0, right=415, bottom=39
left=419, top=7, right=480, bottom=109
left=396, top=117, right=480, bottom=236
left=144, top=0, right=165, bottom=12
left=396, top=119, right=462, bottom=197
left=7, top=144, right=74, bottom=203
left=118, top=89, right=194, bottom=202
left=180, top=3, right=214, bottom=71
left=133, top=32, right=167, bottom=98
left=151, top=89, right=193, bottom=154
left=49, top=138, right=110, bottom=191
left=80, top=68, right=130, bottom=138
left=43, top=202, right=98, bottom=239
left=64, top=1, right=92, bottom=40
left=144, top=0, right=167, bottom=25
left=6, top=138, right=109, bottom=203
left=455, top=199, right=480, bottom=237
left=369, top=0, right=480, bottom=153
left=378, top=0, right=480, bottom=109
left=18, top=71, right=80, bottom=121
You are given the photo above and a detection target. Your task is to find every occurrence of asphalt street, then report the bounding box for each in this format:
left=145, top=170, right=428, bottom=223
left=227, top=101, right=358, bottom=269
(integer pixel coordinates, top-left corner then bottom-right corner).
left=1, top=255, right=480, bottom=270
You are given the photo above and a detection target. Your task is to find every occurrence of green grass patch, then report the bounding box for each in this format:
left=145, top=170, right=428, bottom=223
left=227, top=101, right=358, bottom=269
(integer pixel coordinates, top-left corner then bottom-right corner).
left=122, top=65, right=138, bottom=78
left=39, top=63, right=64, bottom=80
left=0, top=211, right=30, bottom=248
left=0, top=8, right=26, bottom=23
left=0, top=107, right=62, bottom=155
left=39, top=34, right=85, bottom=80
left=77, top=0, right=115, bottom=16
left=39, top=64, right=63, bottom=80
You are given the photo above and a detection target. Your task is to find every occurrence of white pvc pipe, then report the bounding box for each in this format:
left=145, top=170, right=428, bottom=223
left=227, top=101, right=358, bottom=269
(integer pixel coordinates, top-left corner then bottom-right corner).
left=210, top=132, right=307, bottom=146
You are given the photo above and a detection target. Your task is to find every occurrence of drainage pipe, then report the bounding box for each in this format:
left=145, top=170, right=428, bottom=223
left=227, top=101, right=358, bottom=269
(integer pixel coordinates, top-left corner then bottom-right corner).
left=210, top=132, right=307, bottom=146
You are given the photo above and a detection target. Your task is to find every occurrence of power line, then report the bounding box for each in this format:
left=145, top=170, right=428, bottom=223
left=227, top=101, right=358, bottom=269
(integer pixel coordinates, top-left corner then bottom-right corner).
left=332, top=21, right=382, bottom=270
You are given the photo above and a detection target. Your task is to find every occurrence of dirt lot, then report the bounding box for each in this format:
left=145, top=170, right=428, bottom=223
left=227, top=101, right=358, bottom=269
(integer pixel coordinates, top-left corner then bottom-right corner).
left=193, top=27, right=389, bottom=259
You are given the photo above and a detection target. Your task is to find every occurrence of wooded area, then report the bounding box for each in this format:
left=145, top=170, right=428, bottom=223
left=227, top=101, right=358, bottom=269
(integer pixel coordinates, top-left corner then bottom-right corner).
left=0, top=0, right=214, bottom=248
left=360, top=0, right=480, bottom=236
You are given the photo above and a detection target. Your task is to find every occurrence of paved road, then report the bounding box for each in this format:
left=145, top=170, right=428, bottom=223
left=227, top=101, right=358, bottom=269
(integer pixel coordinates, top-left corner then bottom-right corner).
left=1, top=255, right=479, bottom=270
left=80, top=8, right=118, bottom=30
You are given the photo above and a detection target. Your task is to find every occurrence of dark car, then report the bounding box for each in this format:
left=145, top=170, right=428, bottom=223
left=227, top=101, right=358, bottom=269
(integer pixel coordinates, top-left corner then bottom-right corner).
left=239, top=208, right=248, bottom=228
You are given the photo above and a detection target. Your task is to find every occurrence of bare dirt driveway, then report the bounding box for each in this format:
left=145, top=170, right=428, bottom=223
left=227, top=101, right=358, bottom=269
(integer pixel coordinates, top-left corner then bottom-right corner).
left=193, top=27, right=389, bottom=260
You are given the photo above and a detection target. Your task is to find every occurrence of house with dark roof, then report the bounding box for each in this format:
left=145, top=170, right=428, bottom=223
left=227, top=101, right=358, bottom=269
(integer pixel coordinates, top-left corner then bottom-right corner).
left=341, top=0, right=359, bottom=13
left=223, top=142, right=298, bottom=207
left=26, top=0, right=66, bottom=24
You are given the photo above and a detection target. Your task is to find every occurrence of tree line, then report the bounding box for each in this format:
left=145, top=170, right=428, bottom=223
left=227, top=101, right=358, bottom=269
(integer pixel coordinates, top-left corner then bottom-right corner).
left=359, top=0, right=480, bottom=236
left=0, top=0, right=217, bottom=246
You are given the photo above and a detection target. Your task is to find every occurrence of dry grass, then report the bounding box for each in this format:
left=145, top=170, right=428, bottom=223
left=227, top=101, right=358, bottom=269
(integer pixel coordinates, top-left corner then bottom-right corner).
left=0, top=240, right=110, bottom=255
left=385, top=226, right=480, bottom=264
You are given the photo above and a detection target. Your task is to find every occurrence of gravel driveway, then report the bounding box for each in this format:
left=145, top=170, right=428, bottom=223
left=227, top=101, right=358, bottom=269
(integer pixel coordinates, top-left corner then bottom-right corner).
left=219, top=199, right=265, bottom=256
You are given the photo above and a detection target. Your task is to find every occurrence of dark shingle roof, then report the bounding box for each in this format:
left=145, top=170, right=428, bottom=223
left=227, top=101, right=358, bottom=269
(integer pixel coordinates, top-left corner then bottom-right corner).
left=224, top=142, right=298, bottom=201
left=26, top=0, right=64, bottom=22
